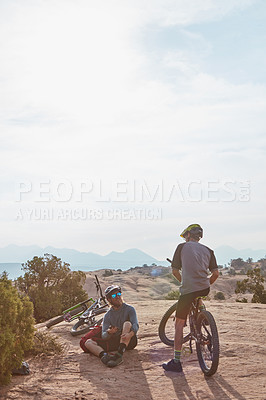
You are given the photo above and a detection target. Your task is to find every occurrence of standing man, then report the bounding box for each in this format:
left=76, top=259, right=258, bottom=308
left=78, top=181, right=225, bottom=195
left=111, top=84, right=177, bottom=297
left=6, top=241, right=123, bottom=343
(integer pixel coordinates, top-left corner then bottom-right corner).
left=83, top=284, right=139, bottom=368
left=163, top=224, right=219, bottom=372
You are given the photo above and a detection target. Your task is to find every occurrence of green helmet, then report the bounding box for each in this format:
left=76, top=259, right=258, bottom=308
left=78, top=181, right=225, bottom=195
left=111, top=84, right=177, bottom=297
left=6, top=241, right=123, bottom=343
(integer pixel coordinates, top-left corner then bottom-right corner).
left=180, top=224, right=203, bottom=239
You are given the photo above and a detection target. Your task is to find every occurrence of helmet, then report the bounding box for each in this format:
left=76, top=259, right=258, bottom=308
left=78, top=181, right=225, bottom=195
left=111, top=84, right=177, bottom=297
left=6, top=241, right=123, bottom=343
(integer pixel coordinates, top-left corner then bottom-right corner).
left=104, top=285, right=122, bottom=298
left=180, top=224, right=203, bottom=239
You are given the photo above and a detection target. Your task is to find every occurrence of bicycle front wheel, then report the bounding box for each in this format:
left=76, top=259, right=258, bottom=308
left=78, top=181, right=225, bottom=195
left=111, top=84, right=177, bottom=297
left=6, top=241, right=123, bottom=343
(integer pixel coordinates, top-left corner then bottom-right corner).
left=70, top=309, right=107, bottom=336
left=196, top=310, right=219, bottom=376
left=158, top=302, right=190, bottom=347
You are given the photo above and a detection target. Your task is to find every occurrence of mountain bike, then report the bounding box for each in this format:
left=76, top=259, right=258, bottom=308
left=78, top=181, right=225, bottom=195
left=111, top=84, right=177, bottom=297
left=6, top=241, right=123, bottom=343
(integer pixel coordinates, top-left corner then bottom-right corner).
left=46, top=275, right=109, bottom=336
left=158, top=260, right=219, bottom=376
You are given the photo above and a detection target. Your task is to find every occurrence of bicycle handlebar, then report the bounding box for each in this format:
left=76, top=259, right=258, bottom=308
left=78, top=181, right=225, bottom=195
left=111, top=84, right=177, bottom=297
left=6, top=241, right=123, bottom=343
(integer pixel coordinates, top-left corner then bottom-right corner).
left=64, top=297, right=94, bottom=313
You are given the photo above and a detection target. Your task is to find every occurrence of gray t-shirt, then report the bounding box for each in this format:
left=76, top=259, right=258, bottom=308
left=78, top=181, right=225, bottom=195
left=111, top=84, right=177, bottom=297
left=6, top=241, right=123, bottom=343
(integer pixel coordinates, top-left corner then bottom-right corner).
left=172, top=241, right=218, bottom=295
left=102, top=303, right=139, bottom=340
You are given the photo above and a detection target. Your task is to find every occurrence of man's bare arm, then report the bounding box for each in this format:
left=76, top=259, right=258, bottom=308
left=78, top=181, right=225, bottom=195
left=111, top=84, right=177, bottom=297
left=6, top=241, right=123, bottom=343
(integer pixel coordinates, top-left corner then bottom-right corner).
left=209, top=269, right=219, bottom=285
left=172, top=268, right=182, bottom=283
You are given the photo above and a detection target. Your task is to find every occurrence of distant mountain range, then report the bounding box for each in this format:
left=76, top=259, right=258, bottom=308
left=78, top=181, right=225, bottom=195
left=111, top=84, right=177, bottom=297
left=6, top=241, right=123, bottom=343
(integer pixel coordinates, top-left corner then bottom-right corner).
left=0, top=245, right=160, bottom=279
left=0, top=244, right=265, bottom=280
left=214, top=245, right=266, bottom=266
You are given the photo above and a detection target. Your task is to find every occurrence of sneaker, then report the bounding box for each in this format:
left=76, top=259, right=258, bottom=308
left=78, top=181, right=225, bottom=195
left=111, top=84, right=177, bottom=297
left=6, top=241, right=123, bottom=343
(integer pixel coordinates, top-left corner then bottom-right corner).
left=107, top=354, right=123, bottom=368
left=100, top=353, right=112, bottom=366
left=162, top=359, right=183, bottom=373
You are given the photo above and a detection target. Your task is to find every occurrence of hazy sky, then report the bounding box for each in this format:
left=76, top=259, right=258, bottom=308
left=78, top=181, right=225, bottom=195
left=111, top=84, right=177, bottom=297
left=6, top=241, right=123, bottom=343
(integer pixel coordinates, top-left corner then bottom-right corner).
left=0, top=0, right=265, bottom=259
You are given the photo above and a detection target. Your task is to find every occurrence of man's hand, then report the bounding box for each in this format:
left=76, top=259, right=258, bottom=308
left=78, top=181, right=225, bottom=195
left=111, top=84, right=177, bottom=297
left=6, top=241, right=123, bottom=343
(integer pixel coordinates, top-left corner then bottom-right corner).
left=107, top=326, right=118, bottom=335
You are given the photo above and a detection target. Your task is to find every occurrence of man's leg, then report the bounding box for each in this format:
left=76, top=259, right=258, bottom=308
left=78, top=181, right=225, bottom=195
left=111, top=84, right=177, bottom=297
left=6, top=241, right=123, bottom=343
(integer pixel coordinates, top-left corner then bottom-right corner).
left=84, top=339, right=111, bottom=366
left=107, top=322, right=135, bottom=368
left=120, top=321, right=133, bottom=346
left=84, top=339, right=105, bottom=357
left=174, top=317, right=186, bottom=363
left=162, top=317, right=185, bottom=372
left=162, top=295, right=190, bottom=372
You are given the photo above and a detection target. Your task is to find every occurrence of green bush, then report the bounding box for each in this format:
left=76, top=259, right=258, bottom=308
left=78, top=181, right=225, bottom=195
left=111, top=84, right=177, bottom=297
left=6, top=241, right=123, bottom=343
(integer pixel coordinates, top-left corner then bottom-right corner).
left=15, top=254, right=88, bottom=322
left=214, top=291, right=225, bottom=300
left=165, top=290, right=180, bottom=300
left=236, top=297, right=248, bottom=303
left=235, top=267, right=266, bottom=304
left=0, top=272, right=35, bottom=385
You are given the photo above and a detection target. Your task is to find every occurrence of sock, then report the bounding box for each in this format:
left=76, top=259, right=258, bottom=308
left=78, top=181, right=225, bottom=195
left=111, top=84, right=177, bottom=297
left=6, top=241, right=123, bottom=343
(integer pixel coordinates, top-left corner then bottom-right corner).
left=174, top=350, right=181, bottom=363
left=199, top=304, right=206, bottom=311
left=117, top=343, right=126, bottom=356
left=99, top=351, right=106, bottom=359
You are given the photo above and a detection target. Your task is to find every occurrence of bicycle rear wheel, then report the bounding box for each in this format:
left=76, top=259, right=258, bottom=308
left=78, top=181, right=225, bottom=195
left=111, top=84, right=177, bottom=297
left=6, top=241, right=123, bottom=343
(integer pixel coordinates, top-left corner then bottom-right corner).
left=46, top=315, right=64, bottom=328
left=70, top=309, right=107, bottom=336
left=158, top=302, right=190, bottom=347
left=196, top=310, right=219, bottom=376
left=46, top=306, right=84, bottom=328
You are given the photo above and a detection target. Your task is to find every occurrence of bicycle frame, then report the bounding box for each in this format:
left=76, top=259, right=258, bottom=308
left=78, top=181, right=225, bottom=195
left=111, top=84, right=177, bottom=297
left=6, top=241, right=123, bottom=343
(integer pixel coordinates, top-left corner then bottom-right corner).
left=62, top=275, right=108, bottom=323
left=62, top=298, right=94, bottom=322
left=182, top=298, right=202, bottom=351
left=81, top=298, right=108, bottom=319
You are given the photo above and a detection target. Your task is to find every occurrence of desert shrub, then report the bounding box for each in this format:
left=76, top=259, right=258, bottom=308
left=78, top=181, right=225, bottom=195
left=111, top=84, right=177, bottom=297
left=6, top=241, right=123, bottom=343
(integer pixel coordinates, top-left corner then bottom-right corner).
left=214, top=291, right=225, bottom=300
left=228, top=268, right=236, bottom=276
left=257, top=258, right=266, bottom=277
left=235, top=267, right=266, bottom=304
left=165, top=290, right=180, bottom=300
left=103, top=269, right=113, bottom=277
left=236, top=298, right=248, bottom=303
left=239, top=269, right=246, bottom=275
left=231, top=258, right=244, bottom=267
left=0, top=272, right=35, bottom=385
left=15, top=254, right=87, bottom=322
left=27, top=331, right=63, bottom=356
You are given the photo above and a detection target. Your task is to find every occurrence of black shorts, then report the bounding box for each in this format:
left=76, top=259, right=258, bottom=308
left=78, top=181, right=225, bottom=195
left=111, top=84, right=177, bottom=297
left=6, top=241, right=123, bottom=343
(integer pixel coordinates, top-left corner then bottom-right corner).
left=93, top=334, right=137, bottom=352
left=175, top=287, right=210, bottom=320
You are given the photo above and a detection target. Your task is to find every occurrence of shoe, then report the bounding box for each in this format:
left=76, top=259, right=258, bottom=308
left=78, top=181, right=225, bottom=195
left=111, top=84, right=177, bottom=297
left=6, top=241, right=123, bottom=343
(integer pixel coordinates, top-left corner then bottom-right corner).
left=100, top=353, right=112, bottom=366
left=162, top=359, right=183, bottom=373
left=107, top=354, right=123, bottom=368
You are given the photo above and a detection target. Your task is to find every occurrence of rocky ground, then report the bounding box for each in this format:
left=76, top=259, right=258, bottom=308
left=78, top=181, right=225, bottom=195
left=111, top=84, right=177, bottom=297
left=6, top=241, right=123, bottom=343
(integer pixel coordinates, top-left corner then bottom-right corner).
left=1, top=297, right=265, bottom=400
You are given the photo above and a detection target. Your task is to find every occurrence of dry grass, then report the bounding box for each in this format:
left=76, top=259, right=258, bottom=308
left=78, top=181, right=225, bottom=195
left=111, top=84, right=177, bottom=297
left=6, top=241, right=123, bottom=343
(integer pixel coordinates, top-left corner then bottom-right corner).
left=26, top=331, right=64, bottom=356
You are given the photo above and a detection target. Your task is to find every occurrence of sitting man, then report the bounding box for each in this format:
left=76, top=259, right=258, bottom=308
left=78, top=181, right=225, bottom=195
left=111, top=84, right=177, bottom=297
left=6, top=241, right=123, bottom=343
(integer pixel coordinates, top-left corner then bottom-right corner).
left=83, top=284, right=139, bottom=367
